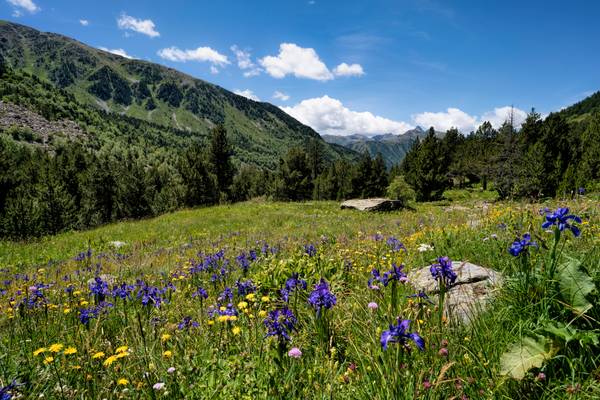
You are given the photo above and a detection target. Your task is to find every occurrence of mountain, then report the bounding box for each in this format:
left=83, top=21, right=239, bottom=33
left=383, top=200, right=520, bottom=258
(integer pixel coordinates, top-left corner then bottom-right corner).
left=558, top=91, right=600, bottom=123
left=0, top=21, right=356, bottom=169
left=322, top=127, right=431, bottom=168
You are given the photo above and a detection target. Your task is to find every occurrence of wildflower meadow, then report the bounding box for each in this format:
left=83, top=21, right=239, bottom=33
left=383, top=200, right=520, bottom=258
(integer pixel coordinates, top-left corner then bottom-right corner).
left=0, top=197, right=598, bottom=399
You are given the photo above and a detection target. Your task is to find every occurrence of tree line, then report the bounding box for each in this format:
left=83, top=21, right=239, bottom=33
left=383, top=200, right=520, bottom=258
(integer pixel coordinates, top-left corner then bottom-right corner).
left=397, top=109, right=600, bottom=201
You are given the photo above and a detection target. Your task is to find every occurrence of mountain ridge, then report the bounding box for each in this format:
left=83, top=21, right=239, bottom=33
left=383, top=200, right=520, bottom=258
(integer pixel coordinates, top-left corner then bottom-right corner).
left=0, top=20, right=357, bottom=168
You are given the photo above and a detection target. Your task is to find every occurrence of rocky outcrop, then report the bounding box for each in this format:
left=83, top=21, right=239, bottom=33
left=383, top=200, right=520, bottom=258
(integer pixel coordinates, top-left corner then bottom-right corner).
left=0, top=101, right=85, bottom=145
left=340, top=198, right=404, bottom=211
left=409, top=261, right=503, bottom=324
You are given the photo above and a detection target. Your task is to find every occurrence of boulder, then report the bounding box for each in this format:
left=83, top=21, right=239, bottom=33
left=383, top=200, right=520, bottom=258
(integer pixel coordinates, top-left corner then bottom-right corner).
left=340, top=198, right=404, bottom=212
left=86, top=274, right=117, bottom=287
left=408, top=261, right=503, bottom=324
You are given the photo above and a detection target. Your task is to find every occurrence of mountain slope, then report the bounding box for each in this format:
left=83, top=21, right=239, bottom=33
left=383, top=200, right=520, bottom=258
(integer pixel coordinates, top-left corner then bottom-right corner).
left=322, top=127, right=430, bottom=168
left=558, top=91, right=600, bottom=123
left=0, top=20, right=356, bottom=168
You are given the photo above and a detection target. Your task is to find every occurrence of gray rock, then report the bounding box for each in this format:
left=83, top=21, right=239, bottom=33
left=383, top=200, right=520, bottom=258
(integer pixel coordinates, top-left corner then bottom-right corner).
left=409, top=261, right=503, bottom=324
left=340, top=198, right=404, bottom=211
left=86, top=274, right=117, bottom=287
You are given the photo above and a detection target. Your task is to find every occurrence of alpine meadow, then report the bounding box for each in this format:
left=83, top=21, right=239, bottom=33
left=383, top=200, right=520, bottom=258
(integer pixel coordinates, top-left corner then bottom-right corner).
left=0, top=2, right=600, bottom=399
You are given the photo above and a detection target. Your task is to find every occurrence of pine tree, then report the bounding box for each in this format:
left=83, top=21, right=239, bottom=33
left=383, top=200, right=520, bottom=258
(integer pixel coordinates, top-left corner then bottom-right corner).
left=208, top=125, right=235, bottom=199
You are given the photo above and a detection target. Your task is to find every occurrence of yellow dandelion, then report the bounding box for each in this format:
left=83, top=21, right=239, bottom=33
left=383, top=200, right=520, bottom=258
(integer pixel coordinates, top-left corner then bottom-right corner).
left=49, top=343, right=64, bottom=353
left=117, top=378, right=129, bottom=386
left=207, top=320, right=214, bottom=326
left=43, top=356, right=54, bottom=365
left=161, top=333, right=171, bottom=342
left=64, top=347, right=77, bottom=355
left=245, top=293, right=256, bottom=301
left=63, top=308, right=71, bottom=314
left=258, top=310, right=267, bottom=318
left=163, top=350, right=172, bottom=358
left=237, top=301, right=248, bottom=310
left=33, top=347, right=47, bottom=356
left=103, top=355, right=118, bottom=367
left=92, top=351, right=105, bottom=359
left=232, top=326, right=241, bottom=335
left=115, top=346, right=128, bottom=354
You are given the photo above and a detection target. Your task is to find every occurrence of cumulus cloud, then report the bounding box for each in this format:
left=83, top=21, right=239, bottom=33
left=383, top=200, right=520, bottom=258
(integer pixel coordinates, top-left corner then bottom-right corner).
left=480, top=106, right=528, bottom=129
left=117, top=13, right=160, bottom=38
left=413, top=108, right=478, bottom=133
left=7, top=0, right=39, bottom=14
left=79, top=19, right=89, bottom=26
left=99, top=47, right=133, bottom=59
left=282, top=95, right=413, bottom=135
left=260, top=43, right=334, bottom=81
left=234, top=89, right=260, bottom=101
left=157, top=46, right=230, bottom=73
left=333, top=62, right=364, bottom=77
left=273, top=91, right=290, bottom=101
left=230, top=45, right=262, bottom=77
left=413, top=106, right=528, bottom=133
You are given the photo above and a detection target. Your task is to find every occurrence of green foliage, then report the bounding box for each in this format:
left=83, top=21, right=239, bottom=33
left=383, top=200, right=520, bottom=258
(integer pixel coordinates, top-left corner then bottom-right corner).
left=500, top=335, right=558, bottom=380
left=386, top=175, right=415, bottom=205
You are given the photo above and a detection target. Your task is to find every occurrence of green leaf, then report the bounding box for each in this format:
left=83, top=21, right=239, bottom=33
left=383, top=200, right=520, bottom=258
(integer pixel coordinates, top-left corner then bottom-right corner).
left=500, top=335, right=558, bottom=380
left=557, top=258, right=596, bottom=315
left=541, top=322, right=577, bottom=343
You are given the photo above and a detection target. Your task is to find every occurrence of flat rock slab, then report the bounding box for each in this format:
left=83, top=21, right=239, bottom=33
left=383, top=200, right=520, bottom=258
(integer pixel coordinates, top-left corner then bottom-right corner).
left=340, top=198, right=404, bottom=211
left=409, top=261, right=503, bottom=324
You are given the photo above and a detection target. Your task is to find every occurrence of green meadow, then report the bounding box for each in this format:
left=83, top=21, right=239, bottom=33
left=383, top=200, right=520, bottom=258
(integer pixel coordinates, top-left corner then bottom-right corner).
left=0, top=195, right=599, bottom=399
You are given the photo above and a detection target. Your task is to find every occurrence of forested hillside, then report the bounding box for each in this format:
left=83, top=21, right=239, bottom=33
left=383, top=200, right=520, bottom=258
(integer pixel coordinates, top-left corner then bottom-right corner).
left=0, top=20, right=354, bottom=169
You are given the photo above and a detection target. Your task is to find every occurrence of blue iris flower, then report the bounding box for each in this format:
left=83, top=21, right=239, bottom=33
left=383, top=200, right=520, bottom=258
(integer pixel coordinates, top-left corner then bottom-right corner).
left=380, top=318, right=425, bottom=351
left=308, top=279, right=336, bottom=312
left=430, top=256, right=457, bottom=287
left=509, top=233, right=537, bottom=256
left=263, top=308, right=297, bottom=341
left=542, top=207, right=582, bottom=237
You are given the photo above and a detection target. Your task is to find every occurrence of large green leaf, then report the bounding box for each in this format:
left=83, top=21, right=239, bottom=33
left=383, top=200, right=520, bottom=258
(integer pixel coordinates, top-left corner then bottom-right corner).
left=500, top=335, right=558, bottom=380
left=557, top=258, right=596, bottom=315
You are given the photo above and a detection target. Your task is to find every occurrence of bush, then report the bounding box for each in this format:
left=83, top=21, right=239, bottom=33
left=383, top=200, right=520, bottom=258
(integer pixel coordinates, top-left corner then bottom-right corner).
left=386, top=175, right=415, bottom=206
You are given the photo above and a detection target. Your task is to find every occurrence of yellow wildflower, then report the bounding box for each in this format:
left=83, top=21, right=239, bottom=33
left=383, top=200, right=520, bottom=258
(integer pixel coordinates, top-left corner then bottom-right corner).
left=92, top=351, right=105, bottom=359
left=232, top=326, right=241, bottom=335
left=72, top=365, right=82, bottom=370
left=163, top=350, right=172, bottom=358
left=258, top=310, right=267, bottom=318
left=219, top=306, right=226, bottom=311
left=115, top=352, right=128, bottom=359
left=161, top=333, right=171, bottom=342
left=115, top=346, right=128, bottom=354
left=72, top=290, right=81, bottom=296
left=117, top=378, right=129, bottom=386
left=43, top=356, right=54, bottom=365
left=237, top=301, right=248, bottom=310
left=245, top=293, right=256, bottom=301
left=64, top=347, right=77, bottom=355
left=33, top=347, right=46, bottom=356
left=49, top=343, right=64, bottom=353
left=261, top=296, right=270, bottom=303
left=103, top=355, right=118, bottom=367
left=79, top=300, right=89, bottom=306
left=207, top=320, right=214, bottom=326
left=63, top=308, right=71, bottom=314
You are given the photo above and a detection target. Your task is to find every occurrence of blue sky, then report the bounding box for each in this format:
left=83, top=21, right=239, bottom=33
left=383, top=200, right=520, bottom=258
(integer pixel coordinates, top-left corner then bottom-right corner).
left=3, top=0, right=600, bottom=135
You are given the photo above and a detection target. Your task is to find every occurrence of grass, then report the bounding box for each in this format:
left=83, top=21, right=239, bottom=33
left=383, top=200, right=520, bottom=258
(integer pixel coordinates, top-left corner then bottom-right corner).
left=0, top=196, right=598, bottom=398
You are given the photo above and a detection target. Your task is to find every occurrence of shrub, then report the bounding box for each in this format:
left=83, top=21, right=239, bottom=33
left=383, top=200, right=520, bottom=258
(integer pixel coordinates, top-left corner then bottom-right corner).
left=386, top=175, right=415, bottom=206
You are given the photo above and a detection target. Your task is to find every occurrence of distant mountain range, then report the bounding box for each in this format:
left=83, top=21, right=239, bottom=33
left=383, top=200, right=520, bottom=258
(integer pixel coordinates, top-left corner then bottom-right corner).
left=0, top=20, right=356, bottom=169
left=322, top=127, right=443, bottom=168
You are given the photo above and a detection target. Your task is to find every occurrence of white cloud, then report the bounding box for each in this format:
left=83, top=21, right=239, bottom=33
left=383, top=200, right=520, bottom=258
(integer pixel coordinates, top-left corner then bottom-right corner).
left=117, top=13, right=160, bottom=38
left=234, top=89, right=260, bottom=101
left=333, top=62, right=364, bottom=77
left=273, top=91, right=290, bottom=101
left=157, top=46, right=230, bottom=71
left=79, top=19, right=89, bottom=26
left=413, top=106, right=528, bottom=133
left=7, top=0, right=39, bottom=14
left=480, top=106, right=528, bottom=129
left=413, top=108, right=478, bottom=133
left=231, top=45, right=262, bottom=77
left=210, top=65, right=219, bottom=75
left=260, top=43, right=334, bottom=81
left=282, top=95, right=413, bottom=135
left=99, top=47, right=133, bottom=59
